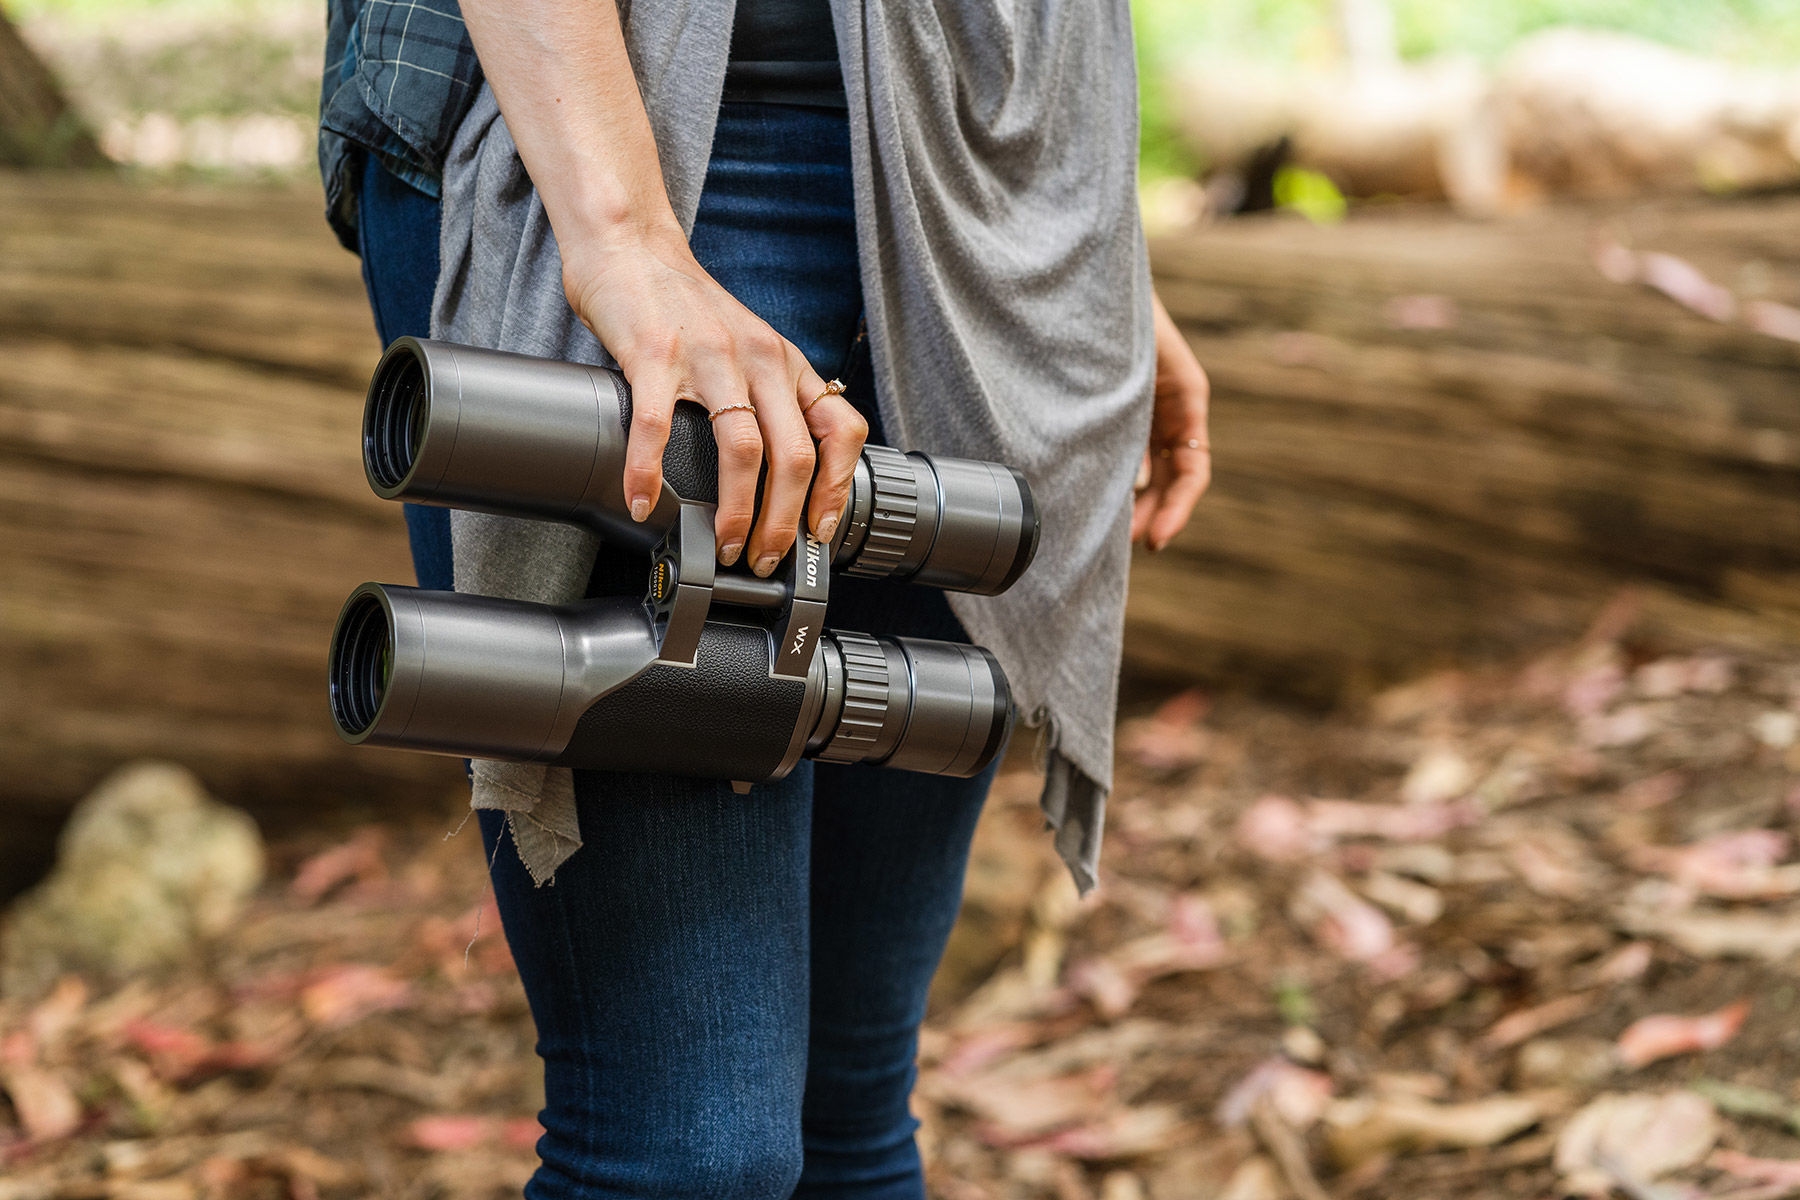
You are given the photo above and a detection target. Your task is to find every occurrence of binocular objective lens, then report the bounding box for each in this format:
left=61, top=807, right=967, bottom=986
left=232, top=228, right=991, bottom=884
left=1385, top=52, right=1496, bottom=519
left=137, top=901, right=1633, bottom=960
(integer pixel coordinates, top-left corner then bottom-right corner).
left=330, top=593, right=393, bottom=737
left=365, top=349, right=428, bottom=492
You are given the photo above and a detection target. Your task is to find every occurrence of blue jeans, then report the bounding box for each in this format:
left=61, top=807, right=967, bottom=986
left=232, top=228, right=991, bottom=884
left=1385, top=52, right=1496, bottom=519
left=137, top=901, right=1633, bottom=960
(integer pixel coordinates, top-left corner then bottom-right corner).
left=355, top=105, right=994, bottom=1200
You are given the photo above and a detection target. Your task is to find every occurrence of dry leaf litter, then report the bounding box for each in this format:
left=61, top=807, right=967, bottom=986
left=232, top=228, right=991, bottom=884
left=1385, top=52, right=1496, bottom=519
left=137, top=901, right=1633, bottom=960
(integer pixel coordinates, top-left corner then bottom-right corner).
left=4, top=601, right=1800, bottom=1199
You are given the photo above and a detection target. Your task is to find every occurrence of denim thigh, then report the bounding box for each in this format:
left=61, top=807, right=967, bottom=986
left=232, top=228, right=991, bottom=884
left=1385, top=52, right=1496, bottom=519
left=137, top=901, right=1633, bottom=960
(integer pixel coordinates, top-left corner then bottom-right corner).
left=354, top=151, right=454, bottom=593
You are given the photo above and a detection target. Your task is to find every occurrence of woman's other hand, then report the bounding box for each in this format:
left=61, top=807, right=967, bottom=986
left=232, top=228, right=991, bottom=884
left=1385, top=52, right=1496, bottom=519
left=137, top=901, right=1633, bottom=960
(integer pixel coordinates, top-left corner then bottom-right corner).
left=1132, top=292, right=1212, bottom=552
left=460, top=0, right=866, bottom=576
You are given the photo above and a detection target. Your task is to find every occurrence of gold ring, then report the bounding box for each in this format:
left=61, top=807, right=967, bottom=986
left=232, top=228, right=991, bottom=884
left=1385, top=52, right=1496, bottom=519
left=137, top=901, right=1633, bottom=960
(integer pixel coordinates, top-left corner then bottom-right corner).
left=805, top=379, right=846, bottom=413
left=708, top=402, right=757, bottom=422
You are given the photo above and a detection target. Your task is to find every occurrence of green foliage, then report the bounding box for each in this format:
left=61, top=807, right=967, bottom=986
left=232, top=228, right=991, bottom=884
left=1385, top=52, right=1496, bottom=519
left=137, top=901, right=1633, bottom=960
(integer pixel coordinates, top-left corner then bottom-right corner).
left=1273, top=974, right=1317, bottom=1027
left=1131, top=0, right=1800, bottom=181
left=1132, top=0, right=1800, bottom=67
left=1273, top=165, right=1346, bottom=224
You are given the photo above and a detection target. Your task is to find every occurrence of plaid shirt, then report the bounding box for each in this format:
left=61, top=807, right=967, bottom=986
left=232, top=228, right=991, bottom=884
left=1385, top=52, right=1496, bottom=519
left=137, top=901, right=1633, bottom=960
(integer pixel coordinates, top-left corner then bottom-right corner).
left=317, top=0, right=482, bottom=250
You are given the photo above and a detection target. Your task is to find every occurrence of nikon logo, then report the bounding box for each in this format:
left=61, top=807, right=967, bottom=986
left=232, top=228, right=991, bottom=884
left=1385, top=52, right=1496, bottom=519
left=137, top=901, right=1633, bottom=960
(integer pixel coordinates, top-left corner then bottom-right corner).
left=802, top=538, right=821, bottom=589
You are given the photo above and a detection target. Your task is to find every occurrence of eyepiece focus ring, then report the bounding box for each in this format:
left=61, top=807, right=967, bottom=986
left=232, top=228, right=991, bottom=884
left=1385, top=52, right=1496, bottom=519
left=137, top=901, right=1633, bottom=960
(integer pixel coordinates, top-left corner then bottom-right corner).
left=843, top=445, right=921, bottom=581
left=816, top=632, right=899, bottom=763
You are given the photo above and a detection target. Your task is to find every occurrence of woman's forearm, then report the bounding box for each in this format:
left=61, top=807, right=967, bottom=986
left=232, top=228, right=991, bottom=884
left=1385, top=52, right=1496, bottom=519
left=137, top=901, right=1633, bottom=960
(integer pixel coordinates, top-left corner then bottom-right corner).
left=458, top=0, right=682, bottom=257
left=445, top=1, right=870, bottom=574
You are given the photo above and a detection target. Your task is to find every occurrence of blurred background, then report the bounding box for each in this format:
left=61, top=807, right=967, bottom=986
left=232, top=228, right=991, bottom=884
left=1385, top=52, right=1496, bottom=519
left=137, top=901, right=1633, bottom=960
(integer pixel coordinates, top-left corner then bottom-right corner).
left=3, top=1, right=1800, bottom=1197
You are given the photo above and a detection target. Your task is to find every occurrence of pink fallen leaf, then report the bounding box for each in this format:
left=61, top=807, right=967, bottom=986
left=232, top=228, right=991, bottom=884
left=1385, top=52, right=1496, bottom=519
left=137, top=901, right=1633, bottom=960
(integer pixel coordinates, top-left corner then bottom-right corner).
left=1479, top=992, right=1599, bottom=1050
left=502, top=1118, right=545, bottom=1151
left=1580, top=705, right=1656, bottom=748
left=1236, top=795, right=1319, bottom=863
left=1555, top=1091, right=1718, bottom=1196
left=299, top=965, right=413, bottom=1028
left=1710, top=1149, right=1800, bottom=1187
left=1631, top=832, right=1800, bottom=901
left=1506, top=834, right=1592, bottom=899
left=1040, top=1105, right=1192, bottom=1159
left=407, top=1115, right=498, bottom=1152
left=1620, top=908, right=1800, bottom=961
left=122, top=1019, right=279, bottom=1082
left=291, top=827, right=388, bottom=903
left=1215, top=1057, right=1333, bottom=1131
left=1745, top=299, right=1800, bottom=344
left=1639, top=252, right=1737, bottom=323
left=1325, top=1092, right=1542, bottom=1169
left=1563, top=660, right=1625, bottom=719
left=1306, top=799, right=1479, bottom=843
left=1618, top=772, right=1686, bottom=812
left=1616, top=1000, right=1750, bottom=1069
left=950, top=1066, right=1115, bottom=1142
left=939, top=1025, right=1037, bottom=1078
left=26, top=978, right=88, bottom=1050
left=0, top=1063, right=82, bottom=1143
left=417, top=893, right=515, bottom=976
left=1069, top=892, right=1228, bottom=1017
left=1634, top=657, right=1732, bottom=698
left=1119, top=689, right=1210, bottom=771
left=1399, top=746, right=1474, bottom=806
left=1292, top=872, right=1396, bottom=963
left=1588, top=941, right=1653, bottom=986
left=1066, top=957, right=1137, bottom=1020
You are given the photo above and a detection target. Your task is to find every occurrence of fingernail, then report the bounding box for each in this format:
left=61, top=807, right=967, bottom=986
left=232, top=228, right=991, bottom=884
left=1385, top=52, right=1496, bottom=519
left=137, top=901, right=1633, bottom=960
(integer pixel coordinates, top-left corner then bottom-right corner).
left=817, top=514, right=839, bottom=543
left=720, top=542, right=743, bottom=566
left=630, top=496, right=650, bottom=522
left=753, top=553, right=780, bottom=577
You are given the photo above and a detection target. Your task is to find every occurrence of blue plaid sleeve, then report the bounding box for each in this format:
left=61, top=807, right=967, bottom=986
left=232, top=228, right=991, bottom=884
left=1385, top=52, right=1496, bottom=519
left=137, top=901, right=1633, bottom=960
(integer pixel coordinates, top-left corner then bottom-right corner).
left=318, top=0, right=482, bottom=250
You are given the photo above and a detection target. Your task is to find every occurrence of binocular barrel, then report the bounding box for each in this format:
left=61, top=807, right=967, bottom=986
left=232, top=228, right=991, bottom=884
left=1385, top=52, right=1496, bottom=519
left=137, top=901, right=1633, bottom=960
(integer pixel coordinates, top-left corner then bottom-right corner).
left=365, top=338, right=1039, bottom=595
left=330, top=584, right=1013, bottom=782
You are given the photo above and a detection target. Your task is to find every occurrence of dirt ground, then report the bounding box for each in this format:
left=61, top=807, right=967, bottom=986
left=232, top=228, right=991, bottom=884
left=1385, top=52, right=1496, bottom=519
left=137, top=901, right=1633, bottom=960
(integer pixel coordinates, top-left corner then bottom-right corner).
left=4, top=595, right=1800, bottom=1199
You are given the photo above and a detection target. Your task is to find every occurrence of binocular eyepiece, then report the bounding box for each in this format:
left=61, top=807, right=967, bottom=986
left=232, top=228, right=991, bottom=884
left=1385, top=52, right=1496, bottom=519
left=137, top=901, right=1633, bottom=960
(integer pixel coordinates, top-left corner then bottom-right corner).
left=329, top=338, right=1041, bottom=787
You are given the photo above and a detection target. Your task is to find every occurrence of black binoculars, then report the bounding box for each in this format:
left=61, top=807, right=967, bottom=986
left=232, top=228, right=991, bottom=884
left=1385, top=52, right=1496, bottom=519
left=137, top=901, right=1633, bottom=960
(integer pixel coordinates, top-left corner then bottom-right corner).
left=328, top=338, right=1040, bottom=786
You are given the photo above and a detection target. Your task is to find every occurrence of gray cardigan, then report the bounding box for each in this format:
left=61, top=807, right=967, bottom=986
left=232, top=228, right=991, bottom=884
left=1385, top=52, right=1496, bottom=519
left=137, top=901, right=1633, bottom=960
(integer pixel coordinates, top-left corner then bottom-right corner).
left=432, top=0, right=1154, bottom=894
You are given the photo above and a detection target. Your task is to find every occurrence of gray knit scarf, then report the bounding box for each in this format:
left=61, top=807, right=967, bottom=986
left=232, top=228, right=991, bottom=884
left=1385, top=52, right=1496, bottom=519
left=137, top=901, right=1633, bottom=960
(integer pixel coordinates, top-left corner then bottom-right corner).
left=431, top=0, right=1153, bottom=894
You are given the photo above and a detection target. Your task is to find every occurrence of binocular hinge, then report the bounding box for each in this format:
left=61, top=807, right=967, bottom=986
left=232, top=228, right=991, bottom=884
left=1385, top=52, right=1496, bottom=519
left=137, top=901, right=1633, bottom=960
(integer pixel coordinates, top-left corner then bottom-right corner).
left=646, top=501, right=832, bottom=682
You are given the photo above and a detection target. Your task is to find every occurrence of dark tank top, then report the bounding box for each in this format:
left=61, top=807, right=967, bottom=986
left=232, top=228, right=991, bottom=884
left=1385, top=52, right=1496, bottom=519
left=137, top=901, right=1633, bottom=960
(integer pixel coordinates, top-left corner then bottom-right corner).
left=723, top=0, right=846, bottom=109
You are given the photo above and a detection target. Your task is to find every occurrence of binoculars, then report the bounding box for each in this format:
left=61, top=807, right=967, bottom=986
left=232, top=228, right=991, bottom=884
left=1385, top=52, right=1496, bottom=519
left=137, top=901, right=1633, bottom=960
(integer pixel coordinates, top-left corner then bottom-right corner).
left=328, top=338, right=1041, bottom=787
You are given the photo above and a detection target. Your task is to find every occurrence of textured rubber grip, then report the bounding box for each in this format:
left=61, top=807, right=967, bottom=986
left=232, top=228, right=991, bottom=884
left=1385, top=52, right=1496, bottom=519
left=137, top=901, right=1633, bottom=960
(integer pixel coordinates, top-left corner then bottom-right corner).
left=612, top=370, right=721, bottom=505
left=551, top=621, right=800, bottom=779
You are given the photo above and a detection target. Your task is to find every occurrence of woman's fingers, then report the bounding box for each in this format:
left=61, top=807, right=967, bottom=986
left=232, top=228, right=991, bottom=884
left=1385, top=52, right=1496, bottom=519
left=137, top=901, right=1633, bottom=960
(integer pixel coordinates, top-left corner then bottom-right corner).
left=1147, top=445, right=1211, bottom=551
left=1131, top=455, right=1159, bottom=542
left=691, top=359, right=762, bottom=566
left=743, top=346, right=817, bottom=576
left=621, top=362, right=680, bottom=522
left=797, top=359, right=867, bottom=544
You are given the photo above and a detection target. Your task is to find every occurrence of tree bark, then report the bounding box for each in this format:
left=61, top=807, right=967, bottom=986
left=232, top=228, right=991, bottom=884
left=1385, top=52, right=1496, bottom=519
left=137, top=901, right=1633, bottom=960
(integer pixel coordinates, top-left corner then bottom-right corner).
left=0, top=10, right=104, bottom=167
left=1138, top=195, right=1800, bottom=701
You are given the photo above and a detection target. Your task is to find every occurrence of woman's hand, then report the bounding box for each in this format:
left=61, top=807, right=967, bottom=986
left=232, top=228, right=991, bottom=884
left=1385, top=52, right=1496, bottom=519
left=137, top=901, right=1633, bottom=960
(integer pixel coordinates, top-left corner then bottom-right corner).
left=563, top=230, right=867, bottom=575
left=459, top=0, right=866, bottom=576
left=1132, top=292, right=1212, bottom=552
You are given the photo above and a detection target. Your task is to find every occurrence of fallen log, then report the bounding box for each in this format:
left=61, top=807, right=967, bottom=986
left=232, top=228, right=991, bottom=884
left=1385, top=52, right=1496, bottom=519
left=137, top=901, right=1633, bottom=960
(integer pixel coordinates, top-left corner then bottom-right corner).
left=1137, top=192, right=1800, bottom=700
left=4, top=170, right=1799, bottom=881
left=0, top=172, right=458, bottom=895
